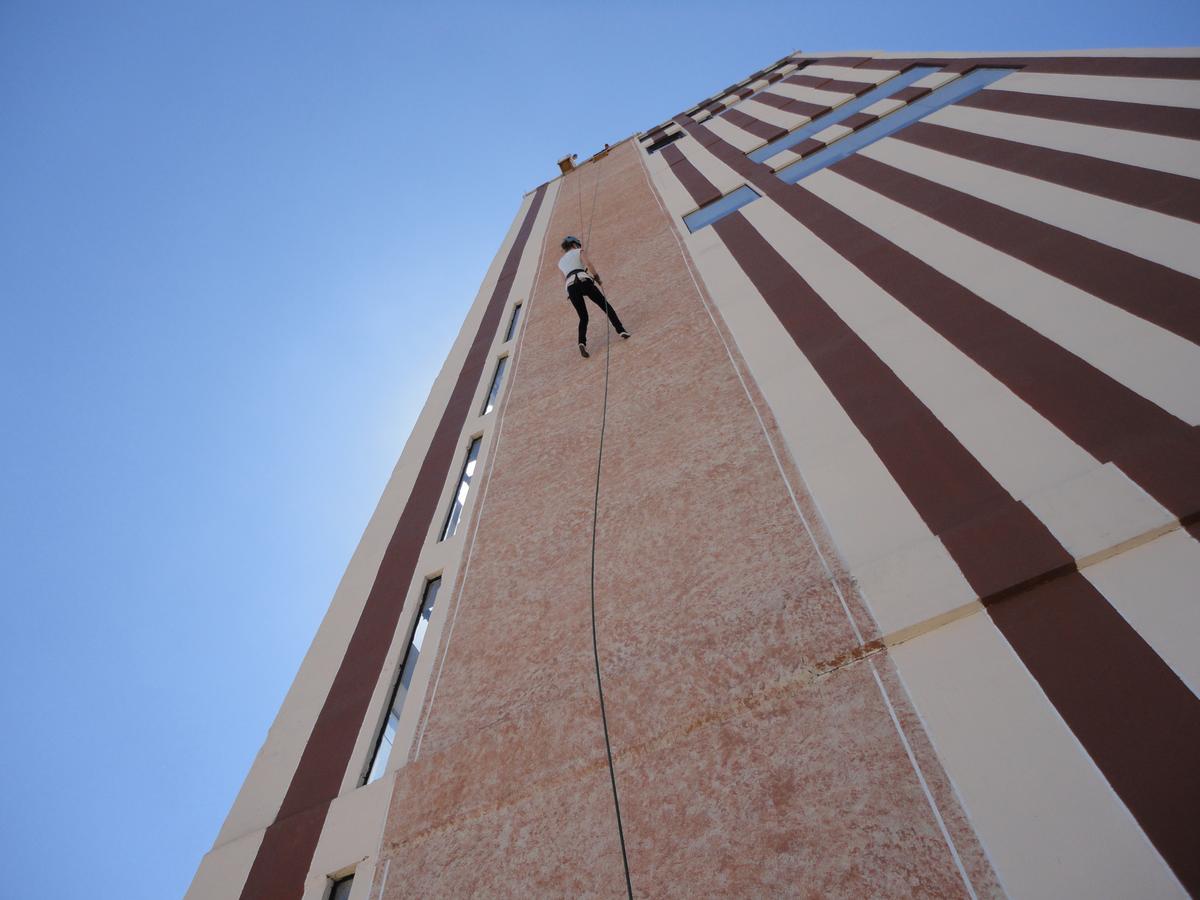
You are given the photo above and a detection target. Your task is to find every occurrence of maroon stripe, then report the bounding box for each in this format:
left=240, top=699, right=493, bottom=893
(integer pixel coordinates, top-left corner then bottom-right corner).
left=719, top=107, right=787, bottom=142
left=787, top=138, right=825, bottom=160
left=894, top=121, right=1200, bottom=224
left=784, top=159, right=1200, bottom=520
left=784, top=74, right=874, bottom=94
left=660, top=144, right=722, bottom=208
left=710, top=210, right=1200, bottom=894
left=753, top=90, right=831, bottom=120
left=810, top=56, right=870, bottom=67
left=988, top=574, right=1200, bottom=893
left=959, top=89, right=1200, bottom=140
left=891, top=85, right=932, bottom=104
left=854, top=56, right=1200, bottom=78
left=829, top=153, right=1200, bottom=347
left=839, top=111, right=879, bottom=130
left=237, top=183, right=550, bottom=900
left=848, top=58, right=927, bottom=73
left=817, top=78, right=877, bottom=96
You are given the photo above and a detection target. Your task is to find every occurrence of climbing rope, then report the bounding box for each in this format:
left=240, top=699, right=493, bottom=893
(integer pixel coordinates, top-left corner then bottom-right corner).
left=578, top=157, right=634, bottom=900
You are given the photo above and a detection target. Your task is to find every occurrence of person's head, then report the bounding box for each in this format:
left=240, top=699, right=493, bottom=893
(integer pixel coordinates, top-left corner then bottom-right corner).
left=561, top=235, right=582, bottom=252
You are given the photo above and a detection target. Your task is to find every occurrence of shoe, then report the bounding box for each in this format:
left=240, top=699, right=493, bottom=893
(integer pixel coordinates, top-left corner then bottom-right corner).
left=579, top=343, right=590, bottom=358
left=619, top=331, right=631, bottom=339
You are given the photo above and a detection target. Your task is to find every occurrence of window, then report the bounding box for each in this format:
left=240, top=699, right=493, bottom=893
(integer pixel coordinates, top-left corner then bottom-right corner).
left=364, top=577, right=442, bottom=784
left=504, top=302, right=523, bottom=342
left=748, top=66, right=940, bottom=163
left=683, top=185, right=761, bottom=233
left=775, top=68, right=1013, bottom=185
left=481, top=356, right=508, bottom=415
left=644, top=130, right=685, bottom=154
left=440, top=436, right=482, bottom=541
left=329, top=874, right=354, bottom=900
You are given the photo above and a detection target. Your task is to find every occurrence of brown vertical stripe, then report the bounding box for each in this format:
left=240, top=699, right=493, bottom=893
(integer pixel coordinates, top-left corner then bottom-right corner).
left=988, top=574, right=1200, bottom=893
left=753, top=90, right=831, bottom=120
left=784, top=74, right=875, bottom=94
left=814, top=78, right=878, bottom=95
left=719, top=107, right=787, bottom=142
left=958, top=89, right=1200, bottom=140
left=839, top=111, right=879, bottom=130
left=660, top=144, right=722, bottom=208
left=831, top=153, right=1200, bottom=345
left=237, top=183, right=550, bottom=900
left=893, top=121, right=1200, bottom=224
left=853, top=56, right=1200, bottom=79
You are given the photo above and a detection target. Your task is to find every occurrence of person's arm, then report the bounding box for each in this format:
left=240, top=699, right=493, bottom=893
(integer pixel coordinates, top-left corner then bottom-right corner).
left=581, top=249, right=601, bottom=284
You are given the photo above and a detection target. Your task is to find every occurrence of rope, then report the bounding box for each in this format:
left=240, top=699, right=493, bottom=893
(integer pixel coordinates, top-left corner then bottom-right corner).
left=579, top=158, right=634, bottom=899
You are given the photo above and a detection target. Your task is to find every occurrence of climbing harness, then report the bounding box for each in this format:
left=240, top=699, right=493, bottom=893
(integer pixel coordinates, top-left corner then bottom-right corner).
left=577, top=157, right=635, bottom=900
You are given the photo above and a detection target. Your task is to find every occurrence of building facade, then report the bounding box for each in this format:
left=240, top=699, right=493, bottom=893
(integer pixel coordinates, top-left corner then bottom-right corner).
left=189, top=48, right=1200, bottom=899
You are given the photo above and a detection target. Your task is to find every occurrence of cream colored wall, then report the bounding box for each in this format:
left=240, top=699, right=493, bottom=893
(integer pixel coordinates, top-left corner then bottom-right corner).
left=187, top=179, right=560, bottom=899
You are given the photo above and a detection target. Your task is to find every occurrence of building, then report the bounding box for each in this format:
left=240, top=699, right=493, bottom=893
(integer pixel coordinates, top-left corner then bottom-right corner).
left=189, top=48, right=1200, bottom=899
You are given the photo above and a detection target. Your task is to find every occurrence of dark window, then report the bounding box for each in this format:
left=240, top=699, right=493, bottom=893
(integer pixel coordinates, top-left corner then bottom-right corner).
left=363, top=577, right=442, bottom=784
left=482, top=356, right=508, bottom=415
left=440, top=437, right=482, bottom=541
left=644, top=130, right=685, bottom=154
left=504, top=303, right=523, bottom=342
left=329, top=874, right=354, bottom=900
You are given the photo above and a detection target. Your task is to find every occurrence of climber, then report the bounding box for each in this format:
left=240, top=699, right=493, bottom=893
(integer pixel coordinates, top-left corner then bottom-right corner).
left=558, top=235, right=630, bottom=358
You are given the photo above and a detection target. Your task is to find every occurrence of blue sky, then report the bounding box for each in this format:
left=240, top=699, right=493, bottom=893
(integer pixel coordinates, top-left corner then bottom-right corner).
left=1, top=1, right=1197, bottom=897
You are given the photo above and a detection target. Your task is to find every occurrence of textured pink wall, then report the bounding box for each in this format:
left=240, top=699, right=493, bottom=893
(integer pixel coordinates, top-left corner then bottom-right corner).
left=374, top=141, right=999, bottom=897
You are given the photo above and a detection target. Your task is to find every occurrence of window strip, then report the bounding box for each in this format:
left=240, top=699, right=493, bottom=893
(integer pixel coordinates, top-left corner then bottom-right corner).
left=481, top=356, right=508, bottom=415
left=776, top=69, right=1014, bottom=185
left=363, top=577, right=442, bottom=784
left=439, top=437, right=482, bottom=541
left=748, top=66, right=939, bottom=162
left=683, top=185, right=762, bottom=233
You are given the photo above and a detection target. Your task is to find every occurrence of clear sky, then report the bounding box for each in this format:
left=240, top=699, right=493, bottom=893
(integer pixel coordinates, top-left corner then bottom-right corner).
left=1, top=1, right=1197, bottom=897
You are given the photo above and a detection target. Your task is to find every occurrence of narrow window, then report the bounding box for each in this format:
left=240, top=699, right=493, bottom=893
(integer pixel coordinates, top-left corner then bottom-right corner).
left=440, top=437, right=482, bottom=541
left=683, top=185, right=761, bottom=233
left=364, top=577, right=442, bottom=784
left=504, top=303, right=523, bottom=342
left=644, top=130, right=685, bottom=154
left=775, top=68, right=1014, bottom=185
left=481, top=356, right=508, bottom=416
left=329, top=874, right=354, bottom=900
left=748, top=66, right=940, bottom=163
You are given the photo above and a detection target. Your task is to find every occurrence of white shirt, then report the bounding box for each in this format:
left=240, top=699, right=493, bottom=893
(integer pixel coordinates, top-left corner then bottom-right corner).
left=558, top=248, right=587, bottom=280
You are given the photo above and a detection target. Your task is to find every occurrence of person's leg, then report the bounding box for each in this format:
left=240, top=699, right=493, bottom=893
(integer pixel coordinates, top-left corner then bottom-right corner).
left=567, top=283, right=589, bottom=347
left=582, top=281, right=628, bottom=335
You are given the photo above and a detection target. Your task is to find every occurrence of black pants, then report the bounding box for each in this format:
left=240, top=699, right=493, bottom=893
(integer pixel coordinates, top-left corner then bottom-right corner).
left=567, top=278, right=626, bottom=346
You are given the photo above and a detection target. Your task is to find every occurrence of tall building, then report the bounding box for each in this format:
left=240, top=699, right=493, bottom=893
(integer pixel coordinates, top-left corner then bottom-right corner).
left=189, top=48, right=1200, bottom=899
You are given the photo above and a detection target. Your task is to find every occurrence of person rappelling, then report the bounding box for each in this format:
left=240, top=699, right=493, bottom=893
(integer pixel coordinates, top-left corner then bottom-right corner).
left=558, top=235, right=630, bottom=358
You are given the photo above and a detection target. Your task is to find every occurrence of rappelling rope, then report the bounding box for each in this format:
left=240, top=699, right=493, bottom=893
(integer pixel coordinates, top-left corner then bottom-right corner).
left=579, top=156, right=634, bottom=900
